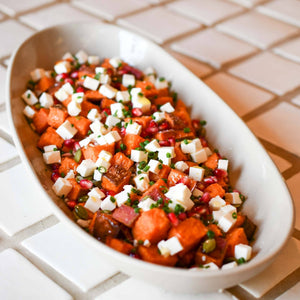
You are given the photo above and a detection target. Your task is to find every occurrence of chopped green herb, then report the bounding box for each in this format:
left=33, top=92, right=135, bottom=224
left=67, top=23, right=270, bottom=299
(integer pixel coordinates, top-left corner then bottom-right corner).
left=145, top=85, right=151, bottom=90
left=183, top=139, right=189, bottom=144
left=159, top=77, right=165, bottom=82
left=120, top=143, right=127, bottom=151
left=174, top=204, right=184, bottom=215
left=237, top=257, right=246, bottom=265
left=110, top=196, right=116, bottom=203
left=200, top=120, right=207, bottom=126
left=166, top=152, right=171, bottom=158
left=143, top=165, right=150, bottom=172
left=158, top=164, right=163, bottom=170
left=232, top=212, right=237, bottom=219
left=183, top=127, right=191, bottom=133
left=207, top=230, right=215, bottom=239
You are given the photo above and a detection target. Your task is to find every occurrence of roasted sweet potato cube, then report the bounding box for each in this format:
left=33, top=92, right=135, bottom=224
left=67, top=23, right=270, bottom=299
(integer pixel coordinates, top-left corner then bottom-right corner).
left=80, top=100, right=100, bottom=118
left=124, top=116, right=152, bottom=130
left=226, top=227, right=248, bottom=258
left=154, top=130, right=176, bottom=141
left=111, top=152, right=133, bottom=171
left=37, top=127, right=64, bottom=149
left=82, top=144, right=115, bottom=162
left=149, top=164, right=171, bottom=182
left=167, top=169, right=196, bottom=191
left=141, top=179, right=166, bottom=201
left=36, top=76, right=55, bottom=92
left=204, top=183, right=225, bottom=198
left=153, top=96, right=174, bottom=107
left=59, top=157, right=78, bottom=176
left=204, top=153, right=219, bottom=170
left=173, top=142, right=188, bottom=163
left=165, top=113, right=186, bottom=130
left=101, top=97, right=116, bottom=109
left=48, top=106, right=68, bottom=129
left=122, top=134, right=145, bottom=156
left=85, top=90, right=104, bottom=102
left=175, top=130, right=195, bottom=140
left=33, top=108, right=49, bottom=134
left=135, top=81, right=158, bottom=98
left=112, top=205, right=139, bottom=228
left=67, top=178, right=84, bottom=201
left=106, top=237, right=134, bottom=255
left=67, top=116, right=91, bottom=138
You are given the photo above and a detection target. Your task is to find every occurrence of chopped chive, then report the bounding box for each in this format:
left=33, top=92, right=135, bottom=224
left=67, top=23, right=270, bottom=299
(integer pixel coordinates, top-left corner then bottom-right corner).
left=183, top=127, right=191, bottom=133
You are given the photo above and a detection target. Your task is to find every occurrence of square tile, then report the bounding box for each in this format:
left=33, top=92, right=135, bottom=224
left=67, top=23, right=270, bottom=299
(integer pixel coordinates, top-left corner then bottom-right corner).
left=0, top=20, right=34, bottom=58
left=20, top=3, right=101, bottom=30
left=204, top=72, right=274, bottom=116
left=217, top=11, right=299, bottom=49
left=276, top=282, right=300, bottom=300
left=171, top=29, right=257, bottom=68
left=0, top=65, right=6, bottom=105
left=268, top=152, right=291, bottom=173
left=97, top=277, right=234, bottom=300
left=257, top=0, right=300, bottom=27
left=229, top=52, right=300, bottom=95
left=291, top=94, right=300, bottom=107
left=167, top=0, right=244, bottom=26
left=273, top=37, right=300, bottom=64
left=240, top=238, right=300, bottom=298
left=0, top=0, right=55, bottom=16
left=0, top=164, right=53, bottom=236
left=73, top=0, right=149, bottom=21
left=118, top=7, right=201, bottom=44
left=0, top=110, right=11, bottom=135
left=168, top=50, right=213, bottom=78
left=247, top=102, right=300, bottom=156
left=0, top=137, right=18, bottom=163
left=22, top=222, right=119, bottom=292
left=287, top=172, right=300, bottom=230
left=0, top=249, right=72, bottom=300
left=228, top=0, right=265, bottom=7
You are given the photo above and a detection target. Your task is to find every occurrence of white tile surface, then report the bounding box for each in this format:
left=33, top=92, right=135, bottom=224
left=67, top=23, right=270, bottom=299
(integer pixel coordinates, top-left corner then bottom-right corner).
left=247, top=102, right=300, bottom=156
left=204, top=72, right=274, bottom=116
left=291, top=94, right=300, bottom=107
left=276, top=282, right=300, bottom=300
left=0, top=65, right=6, bottom=105
left=0, top=138, right=18, bottom=164
left=20, top=3, right=100, bottom=30
left=257, top=0, right=300, bottom=27
left=0, top=248, right=72, bottom=300
left=240, top=238, right=300, bottom=298
left=287, top=173, right=300, bottom=230
left=168, top=50, right=213, bottom=78
left=268, top=152, right=291, bottom=173
left=171, top=29, right=257, bottom=68
left=167, top=0, right=244, bottom=26
left=0, top=164, right=53, bottom=236
left=273, top=37, right=300, bottom=64
left=73, top=0, right=149, bottom=21
left=22, top=222, right=119, bottom=292
left=217, top=11, right=299, bottom=49
left=228, top=0, right=265, bottom=8
left=0, top=110, right=11, bottom=135
left=0, top=20, right=34, bottom=58
left=0, top=0, right=55, bottom=16
left=97, top=277, right=234, bottom=300
left=118, top=7, right=201, bottom=44
left=230, top=52, right=300, bottom=95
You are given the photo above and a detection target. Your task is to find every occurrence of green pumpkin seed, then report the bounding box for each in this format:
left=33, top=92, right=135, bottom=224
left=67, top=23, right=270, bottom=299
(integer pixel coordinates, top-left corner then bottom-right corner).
left=203, top=238, right=216, bottom=253
left=74, top=205, right=88, bottom=220
left=78, top=195, right=89, bottom=203
left=74, top=149, right=82, bottom=163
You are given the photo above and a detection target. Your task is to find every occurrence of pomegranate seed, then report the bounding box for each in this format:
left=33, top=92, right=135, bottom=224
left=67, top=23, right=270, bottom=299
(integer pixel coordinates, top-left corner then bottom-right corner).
left=193, top=206, right=208, bottom=215
left=66, top=200, right=77, bottom=209
left=73, top=142, right=81, bottom=152
left=200, top=192, right=211, bottom=203
left=204, top=176, right=218, bottom=185
left=168, top=212, right=179, bottom=226
left=70, top=71, right=79, bottom=79
left=192, top=119, right=200, bottom=130
left=158, top=121, right=169, bottom=131
left=159, top=140, right=170, bottom=147
left=51, top=172, right=60, bottom=182
left=132, top=108, right=143, bottom=117
left=55, top=73, right=68, bottom=82
left=51, top=163, right=60, bottom=171
left=106, top=190, right=116, bottom=196
left=200, top=137, right=208, bottom=148
left=146, top=127, right=159, bottom=134
left=64, top=138, right=75, bottom=149
left=214, top=168, right=228, bottom=178
left=178, top=177, right=189, bottom=186
left=178, top=212, right=187, bottom=221
left=129, top=253, right=141, bottom=259
left=168, top=137, right=175, bottom=146
left=64, top=78, right=74, bottom=85
left=76, top=86, right=85, bottom=93
left=120, top=127, right=126, bottom=136
left=80, top=179, right=93, bottom=189
left=102, top=108, right=111, bottom=115
left=187, top=211, right=195, bottom=218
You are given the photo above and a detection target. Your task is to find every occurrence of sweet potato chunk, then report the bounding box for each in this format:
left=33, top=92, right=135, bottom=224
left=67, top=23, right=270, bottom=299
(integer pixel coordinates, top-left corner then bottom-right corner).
left=112, top=205, right=139, bottom=228
left=101, top=98, right=116, bottom=109
left=67, top=116, right=91, bottom=138
left=167, top=169, right=196, bottom=191
left=59, top=157, right=78, bottom=176
left=33, top=108, right=49, bottom=134
left=154, top=130, right=176, bottom=141
left=173, top=142, right=188, bottom=163
left=225, top=227, right=248, bottom=258
left=106, top=237, right=134, bottom=255
left=67, top=178, right=84, bottom=201
left=138, top=245, right=178, bottom=267
left=204, top=183, right=225, bottom=198
left=37, top=127, right=64, bottom=149
left=165, top=113, right=186, bottom=130
left=102, top=165, right=131, bottom=193
left=149, top=164, right=171, bottom=182
left=141, top=179, right=166, bottom=201
left=153, top=96, right=174, bottom=107
left=132, top=208, right=170, bottom=244
left=36, top=76, right=55, bottom=92
left=135, top=81, right=158, bottom=98
left=204, top=153, right=219, bottom=170
left=122, top=134, right=145, bottom=156
left=125, top=116, right=152, bottom=130
left=82, top=144, right=115, bottom=162
left=111, top=152, right=133, bottom=171
left=85, top=90, right=104, bottom=102
left=80, top=100, right=100, bottom=118
left=168, top=217, right=207, bottom=255
left=48, top=106, right=68, bottom=129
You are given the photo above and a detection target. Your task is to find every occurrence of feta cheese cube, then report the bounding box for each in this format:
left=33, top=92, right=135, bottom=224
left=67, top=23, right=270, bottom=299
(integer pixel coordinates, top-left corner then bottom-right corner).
left=54, top=61, right=71, bottom=74
left=52, top=177, right=72, bottom=197
left=22, top=90, right=38, bottom=105
left=220, top=204, right=237, bottom=215
left=145, top=74, right=156, bottom=84
left=62, top=52, right=73, bottom=60
left=160, top=102, right=175, bottom=113
left=79, top=137, right=91, bottom=148
left=56, top=120, right=77, bottom=140
left=115, top=191, right=130, bottom=207
left=175, top=161, right=189, bottom=172
left=155, top=77, right=168, bottom=90
left=105, top=115, right=121, bottom=128
left=181, top=138, right=202, bottom=154
left=95, top=67, right=107, bottom=74
left=157, top=236, right=183, bottom=256
left=144, top=240, right=151, bottom=247
left=65, top=170, right=75, bottom=179
left=189, top=166, right=205, bottom=181
left=145, top=140, right=160, bottom=152
left=191, top=148, right=208, bottom=164
left=225, top=192, right=242, bottom=205
left=95, top=158, right=111, bottom=170
left=122, top=74, right=135, bottom=87
left=67, top=100, right=81, bottom=116
left=95, top=135, right=108, bottom=146
left=93, top=169, right=103, bottom=181
left=131, top=94, right=151, bottom=113
left=144, top=66, right=156, bottom=76
left=30, top=68, right=45, bottom=82
left=158, top=146, right=175, bottom=159
left=54, top=88, right=69, bottom=102
left=134, top=174, right=150, bottom=192
left=165, top=183, right=194, bottom=211
left=23, top=105, right=36, bottom=119
left=201, top=262, right=219, bottom=271
left=218, top=213, right=237, bottom=232
left=88, top=187, right=105, bottom=199
left=204, top=147, right=213, bottom=157
left=193, top=188, right=203, bottom=197
left=104, top=131, right=121, bottom=144
left=84, top=196, right=102, bottom=213
left=39, top=92, right=54, bottom=108
left=212, top=210, right=224, bottom=222
left=87, top=108, right=101, bottom=122
left=109, top=57, right=122, bottom=68
left=218, top=159, right=228, bottom=171
left=88, top=55, right=100, bottom=65
left=99, top=84, right=118, bottom=99
left=235, top=244, right=252, bottom=261
left=77, top=159, right=96, bottom=177
left=116, top=91, right=130, bottom=103
left=152, top=112, right=165, bottom=122
left=130, top=87, right=142, bottom=98
left=131, top=150, right=148, bottom=163
left=90, top=119, right=107, bottom=135
left=43, top=145, right=57, bottom=152
left=209, top=196, right=226, bottom=211
left=138, top=197, right=156, bottom=211
left=43, top=151, right=61, bottom=164
left=123, top=185, right=134, bottom=193
left=100, top=195, right=117, bottom=211
left=126, top=122, right=142, bottom=135
left=98, top=150, right=112, bottom=162
left=62, top=82, right=74, bottom=95
left=99, top=74, right=111, bottom=85
left=160, top=157, right=171, bottom=166
left=83, top=76, right=100, bottom=91
left=147, top=159, right=160, bottom=174
left=221, top=261, right=238, bottom=270
left=110, top=103, right=125, bottom=119
left=75, top=50, right=88, bottom=64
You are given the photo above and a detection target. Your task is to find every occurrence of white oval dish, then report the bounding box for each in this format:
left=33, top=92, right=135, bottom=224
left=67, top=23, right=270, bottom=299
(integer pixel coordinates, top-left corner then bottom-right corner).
left=6, top=23, right=294, bottom=293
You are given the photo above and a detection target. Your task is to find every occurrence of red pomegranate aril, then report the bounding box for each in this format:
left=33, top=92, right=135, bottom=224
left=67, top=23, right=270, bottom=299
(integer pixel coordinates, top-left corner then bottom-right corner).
left=73, top=141, right=81, bottom=152
left=158, top=121, right=169, bottom=131
left=64, top=78, right=74, bottom=85
left=132, top=108, right=143, bottom=117
left=55, top=73, right=68, bottom=82
left=51, top=163, right=60, bottom=171
left=149, top=120, right=158, bottom=128
left=121, top=65, right=143, bottom=80
left=146, top=127, right=159, bottom=134
left=66, top=200, right=77, bottom=209
left=200, top=192, right=211, bottom=203
left=76, top=86, right=85, bottom=93
left=178, top=212, right=187, bottom=221
left=70, top=71, right=79, bottom=79
left=192, top=119, right=200, bottom=130
left=102, top=108, right=111, bottom=115
left=51, top=172, right=60, bottom=182
left=168, top=137, right=175, bottom=146
left=80, top=179, right=93, bottom=189
left=64, top=138, right=75, bottom=148
left=193, top=206, right=208, bottom=215
left=200, top=137, right=208, bottom=148
left=178, top=177, right=189, bottom=186
left=159, top=140, right=170, bottom=147
left=120, top=127, right=126, bottom=136
left=204, top=176, right=218, bottom=185
left=106, top=190, right=116, bottom=196
left=168, top=212, right=179, bottom=226
left=214, top=168, right=228, bottom=178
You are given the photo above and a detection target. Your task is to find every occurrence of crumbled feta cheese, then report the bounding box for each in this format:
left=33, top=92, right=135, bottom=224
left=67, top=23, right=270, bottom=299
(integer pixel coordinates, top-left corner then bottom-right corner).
left=193, top=188, right=203, bottom=197
left=200, top=262, right=219, bottom=271
left=235, top=244, right=252, bottom=261
left=160, top=157, right=172, bottom=166
left=30, top=68, right=45, bottom=82
left=122, top=74, right=135, bottom=87
left=56, top=120, right=78, bottom=140
left=87, top=108, right=101, bottom=122
left=84, top=196, right=102, bottom=213
left=79, top=137, right=91, bottom=148
left=189, top=166, right=205, bottom=182
left=93, top=169, right=103, bottom=181
left=209, top=196, right=226, bottom=211
left=160, top=102, right=175, bottom=113
left=54, top=61, right=71, bottom=74
left=109, top=57, right=122, bottom=68
left=95, top=67, right=107, bottom=74
left=131, top=94, right=151, bottom=113
left=77, top=159, right=96, bottom=177
left=52, top=177, right=72, bottom=197
left=99, top=84, right=118, bottom=99
left=95, top=135, right=108, bottom=146
left=143, top=240, right=151, bottom=247
left=62, top=82, right=75, bottom=95
left=123, top=185, right=134, bottom=193
left=138, top=197, right=156, bottom=211
left=75, top=50, right=88, bottom=64
left=191, top=148, right=208, bottom=164
left=22, top=90, right=38, bottom=105
left=104, top=131, right=121, bottom=144
left=165, top=183, right=194, bottom=211
left=152, top=112, right=165, bottom=122
left=105, top=115, right=121, bottom=128
left=90, top=119, right=107, bottom=135
left=145, top=140, right=160, bottom=152
left=115, top=191, right=130, bottom=207
left=225, top=192, right=242, bottom=205
left=110, top=103, right=125, bottom=119
left=220, top=204, right=237, bottom=215
left=221, top=261, right=238, bottom=270
left=43, top=150, right=61, bottom=164
left=88, top=187, right=105, bottom=199
left=218, top=159, right=228, bottom=171
left=88, top=55, right=100, bottom=65
left=83, top=76, right=100, bottom=91
left=116, top=91, right=130, bottom=103
left=212, top=210, right=224, bottom=222
left=158, top=146, right=175, bottom=159
left=62, top=52, right=73, bottom=60
left=147, top=159, right=160, bottom=174
left=218, top=213, right=237, bottom=233
left=65, top=170, right=75, bottom=179
left=131, top=149, right=148, bottom=163
left=130, top=87, right=142, bottom=98
left=98, top=150, right=113, bottom=162
left=100, top=195, right=117, bottom=211
left=99, top=74, right=111, bottom=85
left=155, top=77, right=168, bottom=90
left=95, top=158, right=111, bottom=170
left=175, top=161, right=189, bottom=172
left=181, top=138, right=202, bottom=154
left=39, top=92, right=54, bottom=108
left=126, top=122, right=142, bottom=135
left=134, top=174, right=150, bottom=192
left=44, top=145, right=57, bottom=152
left=204, top=147, right=213, bottom=157
left=67, top=100, right=81, bottom=116
left=55, top=83, right=74, bottom=101
left=157, top=236, right=183, bottom=256
left=23, top=105, right=36, bottom=119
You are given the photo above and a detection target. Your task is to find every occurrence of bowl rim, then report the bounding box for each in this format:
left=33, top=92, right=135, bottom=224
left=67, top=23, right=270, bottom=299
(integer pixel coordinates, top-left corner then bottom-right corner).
left=6, top=21, right=295, bottom=280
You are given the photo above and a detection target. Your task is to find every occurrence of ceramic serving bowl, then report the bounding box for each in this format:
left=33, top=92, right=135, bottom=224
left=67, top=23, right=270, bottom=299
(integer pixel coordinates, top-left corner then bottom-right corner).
left=6, top=22, right=294, bottom=293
